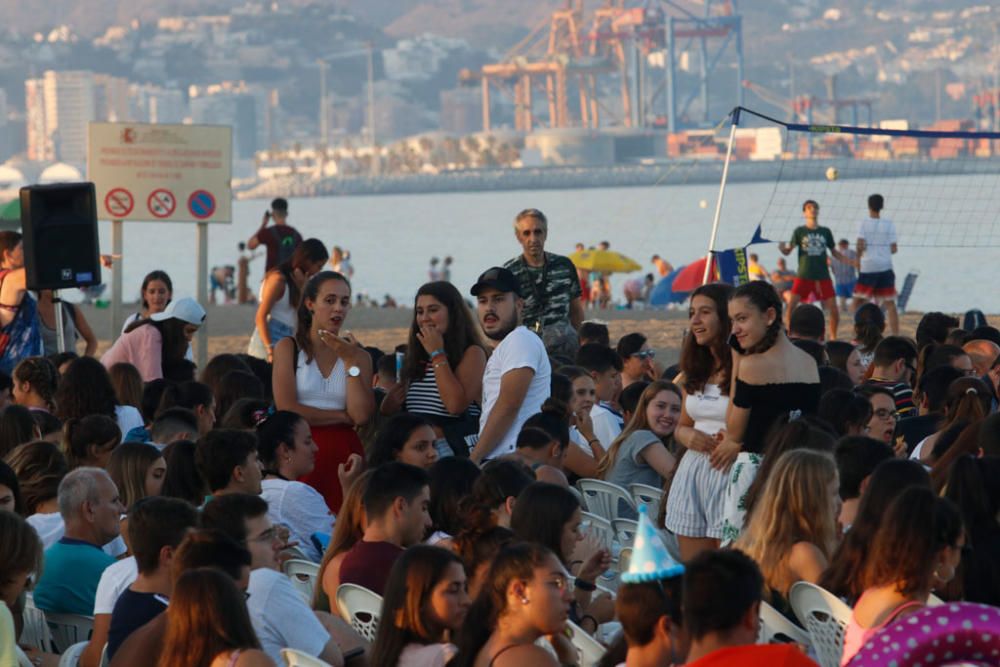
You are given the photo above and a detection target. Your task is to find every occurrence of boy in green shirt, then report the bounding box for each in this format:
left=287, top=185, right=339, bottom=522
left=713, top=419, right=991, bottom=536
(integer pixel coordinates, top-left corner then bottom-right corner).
left=777, top=199, right=854, bottom=340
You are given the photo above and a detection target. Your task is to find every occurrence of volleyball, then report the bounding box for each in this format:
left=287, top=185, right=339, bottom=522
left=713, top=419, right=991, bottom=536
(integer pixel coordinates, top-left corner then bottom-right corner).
left=699, top=199, right=709, bottom=208
left=825, top=166, right=839, bottom=181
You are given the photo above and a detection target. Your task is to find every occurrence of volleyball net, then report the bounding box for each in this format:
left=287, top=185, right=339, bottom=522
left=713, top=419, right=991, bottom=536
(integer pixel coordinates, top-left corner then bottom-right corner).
left=714, top=107, right=1000, bottom=250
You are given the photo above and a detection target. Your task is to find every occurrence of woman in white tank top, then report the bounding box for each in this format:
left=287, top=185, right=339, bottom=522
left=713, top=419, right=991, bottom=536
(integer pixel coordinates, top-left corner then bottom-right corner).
left=248, top=240, right=328, bottom=361
left=664, top=283, right=734, bottom=562
left=272, top=270, right=374, bottom=512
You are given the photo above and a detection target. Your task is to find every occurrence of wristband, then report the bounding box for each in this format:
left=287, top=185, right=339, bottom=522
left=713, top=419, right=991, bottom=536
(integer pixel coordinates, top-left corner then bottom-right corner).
left=429, top=348, right=446, bottom=359
left=574, top=577, right=596, bottom=592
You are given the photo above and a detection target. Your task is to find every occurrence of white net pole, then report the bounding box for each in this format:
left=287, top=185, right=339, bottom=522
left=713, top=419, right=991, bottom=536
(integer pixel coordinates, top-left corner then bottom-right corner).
left=702, top=108, right=740, bottom=284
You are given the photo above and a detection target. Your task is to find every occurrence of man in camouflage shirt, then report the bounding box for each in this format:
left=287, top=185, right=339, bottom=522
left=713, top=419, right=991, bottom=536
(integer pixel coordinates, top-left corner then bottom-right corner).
left=504, top=208, right=584, bottom=359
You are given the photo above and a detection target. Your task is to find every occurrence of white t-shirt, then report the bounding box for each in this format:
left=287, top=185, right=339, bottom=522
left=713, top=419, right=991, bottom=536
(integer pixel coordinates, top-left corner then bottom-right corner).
left=247, top=567, right=330, bottom=664
left=591, top=403, right=624, bottom=449
left=856, top=217, right=897, bottom=273
left=115, top=405, right=145, bottom=437
left=260, top=479, right=334, bottom=563
left=93, top=556, right=138, bottom=615
left=569, top=426, right=593, bottom=456
left=398, top=643, right=457, bottom=667
left=26, top=512, right=128, bottom=557
left=478, top=326, right=551, bottom=459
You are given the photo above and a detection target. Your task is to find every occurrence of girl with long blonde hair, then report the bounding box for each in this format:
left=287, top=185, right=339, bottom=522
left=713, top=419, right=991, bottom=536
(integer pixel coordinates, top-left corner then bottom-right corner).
left=734, top=448, right=840, bottom=616
left=596, top=381, right=680, bottom=496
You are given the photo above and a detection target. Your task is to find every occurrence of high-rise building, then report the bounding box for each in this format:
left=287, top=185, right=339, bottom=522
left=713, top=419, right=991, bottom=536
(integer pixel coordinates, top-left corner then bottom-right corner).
left=26, top=70, right=95, bottom=165
left=190, top=83, right=258, bottom=159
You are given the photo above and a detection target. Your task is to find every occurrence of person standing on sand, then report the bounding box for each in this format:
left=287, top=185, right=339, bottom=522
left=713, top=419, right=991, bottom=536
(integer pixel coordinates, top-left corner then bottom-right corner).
left=652, top=254, right=673, bottom=277
left=247, top=198, right=302, bottom=273
left=853, top=194, right=900, bottom=335
left=770, top=258, right=795, bottom=303
left=778, top=199, right=854, bottom=340
left=504, top=209, right=584, bottom=359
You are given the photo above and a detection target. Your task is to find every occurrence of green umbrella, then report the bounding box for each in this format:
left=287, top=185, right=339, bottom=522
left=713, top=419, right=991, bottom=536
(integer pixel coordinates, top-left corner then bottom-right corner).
left=0, top=198, right=19, bottom=222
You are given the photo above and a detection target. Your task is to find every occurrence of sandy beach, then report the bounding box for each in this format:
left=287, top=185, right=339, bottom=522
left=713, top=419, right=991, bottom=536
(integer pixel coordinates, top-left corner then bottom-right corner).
left=79, top=302, right=965, bottom=365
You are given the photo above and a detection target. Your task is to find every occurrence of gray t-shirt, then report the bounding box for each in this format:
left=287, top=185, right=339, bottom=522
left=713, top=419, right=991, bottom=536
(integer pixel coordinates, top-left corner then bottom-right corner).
left=605, top=429, right=664, bottom=491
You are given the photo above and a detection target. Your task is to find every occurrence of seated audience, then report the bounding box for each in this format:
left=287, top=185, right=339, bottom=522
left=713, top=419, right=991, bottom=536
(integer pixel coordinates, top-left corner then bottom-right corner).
left=195, top=429, right=263, bottom=499
left=338, top=462, right=432, bottom=596
left=371, top=545, right=471, bottom=667
left=681, top=550, right=818, bottom=666
left=33, top=467, right=125, bottom=615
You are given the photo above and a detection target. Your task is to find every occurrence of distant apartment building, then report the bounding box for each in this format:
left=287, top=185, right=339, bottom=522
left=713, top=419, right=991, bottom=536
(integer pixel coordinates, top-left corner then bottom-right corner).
left=26, top=70, right=96, bottom=164
left=440, top=88, right=483, bottom=135
left=190, top=82, right=258, bottom=159
left=129, top=84, right=188, bottom=124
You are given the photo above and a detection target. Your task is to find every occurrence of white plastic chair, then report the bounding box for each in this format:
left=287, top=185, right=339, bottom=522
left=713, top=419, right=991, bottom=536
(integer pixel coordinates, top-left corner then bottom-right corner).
left=580, top=511, right=614, bottom=554
left=576, top=479, right=636, bottom=521
left=283, top=558, right=320, bottom=602
left=335, top=583, right=383, bottom=642
left=20, top=593, right=53, bottom=653
left=567, top=620, right=607, bottom=667
left=45, top=612, right=94, bottom=654
left=610, top=518, right=638, bottom=548
left=617, top=546, right=632, bottom=575
left=758, top=601, right=812, bottom=647
left=628, top=483, right=663, bottom=515
left=281, top=648, right=335, bottom=667
left=788, top=581, right=851, bottom=667
left=58, top=641, right=87, bottom=666
left=927, top=593, right=944, bottom=606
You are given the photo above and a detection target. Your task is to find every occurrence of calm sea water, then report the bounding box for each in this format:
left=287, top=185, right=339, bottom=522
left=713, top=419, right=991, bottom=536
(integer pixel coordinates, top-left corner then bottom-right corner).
left=93, top=177, right=998, bottom=313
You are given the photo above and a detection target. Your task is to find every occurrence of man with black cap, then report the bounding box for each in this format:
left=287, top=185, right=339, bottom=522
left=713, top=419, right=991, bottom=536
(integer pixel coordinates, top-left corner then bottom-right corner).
left=469, top=267, right=551, bottom=463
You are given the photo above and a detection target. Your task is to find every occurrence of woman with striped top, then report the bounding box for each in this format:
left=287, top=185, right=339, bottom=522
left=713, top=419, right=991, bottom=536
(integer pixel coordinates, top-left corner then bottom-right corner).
left=382, top=281, right=488, bottom=456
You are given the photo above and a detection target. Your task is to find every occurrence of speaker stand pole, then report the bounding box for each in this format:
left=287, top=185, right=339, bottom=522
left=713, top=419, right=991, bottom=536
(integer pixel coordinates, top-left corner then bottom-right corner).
left=111, top=219, right=124, bottom=335
left=53, top=290, right=66, bottom=353
left=195, top=221, right=209, bottom=369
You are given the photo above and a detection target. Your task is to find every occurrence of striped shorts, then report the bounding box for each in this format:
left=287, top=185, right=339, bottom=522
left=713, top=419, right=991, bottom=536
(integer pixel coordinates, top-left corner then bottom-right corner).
left=663, top=450, right=728, bottom=539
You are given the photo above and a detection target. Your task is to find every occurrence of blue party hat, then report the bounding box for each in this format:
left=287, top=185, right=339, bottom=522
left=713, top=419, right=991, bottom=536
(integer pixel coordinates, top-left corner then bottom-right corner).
left=620, top=505, right=684, bottom=583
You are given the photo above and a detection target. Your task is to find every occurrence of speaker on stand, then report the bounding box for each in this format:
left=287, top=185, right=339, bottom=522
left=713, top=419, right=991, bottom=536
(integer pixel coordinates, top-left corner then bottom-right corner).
left=19, top=182, right=101, bottom=353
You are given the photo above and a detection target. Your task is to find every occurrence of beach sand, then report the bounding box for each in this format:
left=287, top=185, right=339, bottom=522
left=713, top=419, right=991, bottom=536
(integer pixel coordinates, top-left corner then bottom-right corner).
left=80, top=302, right=954, bottom=364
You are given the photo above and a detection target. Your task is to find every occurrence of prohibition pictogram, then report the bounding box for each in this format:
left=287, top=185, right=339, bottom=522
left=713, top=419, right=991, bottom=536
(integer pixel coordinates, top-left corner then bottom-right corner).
left=148, top=188, right=176, bottom=218
left=104, top=188, right=134, bottom=218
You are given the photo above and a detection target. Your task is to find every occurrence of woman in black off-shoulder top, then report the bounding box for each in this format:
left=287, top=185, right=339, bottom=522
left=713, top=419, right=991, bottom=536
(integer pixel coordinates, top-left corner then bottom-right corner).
left=714, top=280, right=820, bottom=543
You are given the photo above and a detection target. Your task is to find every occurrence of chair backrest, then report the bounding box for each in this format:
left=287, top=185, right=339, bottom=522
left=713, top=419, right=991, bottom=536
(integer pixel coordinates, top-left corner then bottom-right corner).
left=580, top=511, right=614, bottom=554
left=617, top=547, right=633, bottom=575
left=577, top=479, right=636, bottom=521
left=628, top=483, right=663, bottom=515
left=281, top=647, right=335, bottom=667
left=567, top=620, right=607, bottom=667
left=335, top=583, right=383, bottom=642
left=788, top=581, right=851, bottom=667
left=926, top=593, right=944, bottom=606
left=758, top=601, right=812, bottom=647
left=45, top=612, right=94, bottom=654
left=610, top=517, right=638, bottom=548
left=20, top=593, right=53, bottom=653
left=57, top=640, right=88, bottom=667
left=283, top=558, right=321, bottom=602
left=100, top=643, right=109, bottom=667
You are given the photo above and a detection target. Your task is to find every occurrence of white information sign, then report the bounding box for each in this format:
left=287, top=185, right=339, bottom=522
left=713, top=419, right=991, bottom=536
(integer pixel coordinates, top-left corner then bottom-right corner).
left=87, top=122, right=232, bottom=223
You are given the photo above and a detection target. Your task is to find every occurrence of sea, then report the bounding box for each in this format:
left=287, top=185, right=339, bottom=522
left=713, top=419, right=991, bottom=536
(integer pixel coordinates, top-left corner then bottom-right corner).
left=94, top=177, right=1000, bottom=314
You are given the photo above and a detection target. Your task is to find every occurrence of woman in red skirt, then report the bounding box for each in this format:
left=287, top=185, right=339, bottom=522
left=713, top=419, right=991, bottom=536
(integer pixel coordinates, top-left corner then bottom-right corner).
left=273, top=270, right=374, bottom=512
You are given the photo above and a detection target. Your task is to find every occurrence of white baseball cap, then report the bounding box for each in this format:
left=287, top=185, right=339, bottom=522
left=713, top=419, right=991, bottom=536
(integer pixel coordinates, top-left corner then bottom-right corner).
left=151, top=297, right=206, bottom=325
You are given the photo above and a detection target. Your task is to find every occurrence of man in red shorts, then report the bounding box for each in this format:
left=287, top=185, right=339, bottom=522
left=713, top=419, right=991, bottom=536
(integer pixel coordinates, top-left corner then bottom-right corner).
left=778, top=199, right=854, bottom=340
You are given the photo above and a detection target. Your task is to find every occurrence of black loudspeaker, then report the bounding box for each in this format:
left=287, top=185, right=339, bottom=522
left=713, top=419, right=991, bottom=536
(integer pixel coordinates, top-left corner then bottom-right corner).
left=20, top=182, right=101, bottom=291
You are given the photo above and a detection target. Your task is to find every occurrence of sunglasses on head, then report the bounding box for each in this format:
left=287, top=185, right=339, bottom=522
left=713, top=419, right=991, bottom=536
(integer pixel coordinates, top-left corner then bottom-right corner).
left=632, top=350, right=656, bottom=360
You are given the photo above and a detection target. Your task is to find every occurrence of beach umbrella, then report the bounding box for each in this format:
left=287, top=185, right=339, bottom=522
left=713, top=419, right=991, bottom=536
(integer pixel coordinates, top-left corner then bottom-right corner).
left=0, top=198, right=19, bottom=222
left=670, top=256, right=717, bottom=293
left=568, top=249, right=642, bottom=274
left=649, top=266, right=688, bottom=306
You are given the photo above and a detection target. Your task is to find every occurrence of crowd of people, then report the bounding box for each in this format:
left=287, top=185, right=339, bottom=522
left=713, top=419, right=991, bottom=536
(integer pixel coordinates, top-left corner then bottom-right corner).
left=0, top=196, right=999, bottom=667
